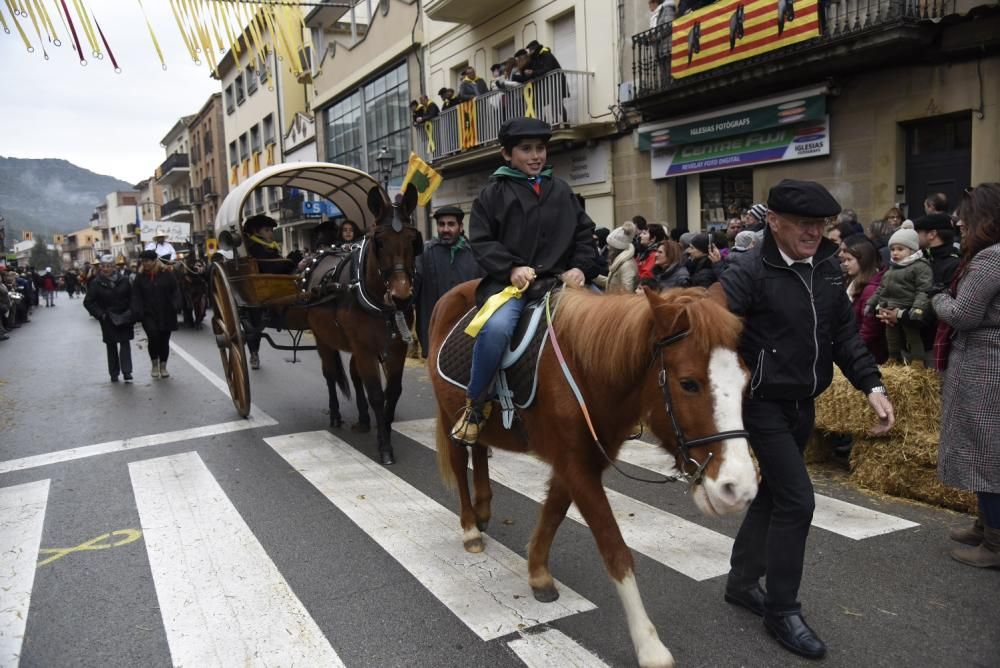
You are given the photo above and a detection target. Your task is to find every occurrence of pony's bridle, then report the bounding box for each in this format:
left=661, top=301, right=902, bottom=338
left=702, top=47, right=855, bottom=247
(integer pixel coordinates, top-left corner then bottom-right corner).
left=651, top=330, right=750, bottom=485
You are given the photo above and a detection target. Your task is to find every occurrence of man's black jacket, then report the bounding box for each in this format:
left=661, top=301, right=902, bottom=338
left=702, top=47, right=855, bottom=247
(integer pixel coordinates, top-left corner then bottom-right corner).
left=719, top=229, right=881, bottom=401
left=413, top=237, right=484, bottom=354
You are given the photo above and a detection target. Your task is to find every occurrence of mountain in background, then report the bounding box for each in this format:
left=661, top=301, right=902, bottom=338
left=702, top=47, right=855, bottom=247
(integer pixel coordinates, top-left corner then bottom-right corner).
left=0, top=156, right=134, bottom=246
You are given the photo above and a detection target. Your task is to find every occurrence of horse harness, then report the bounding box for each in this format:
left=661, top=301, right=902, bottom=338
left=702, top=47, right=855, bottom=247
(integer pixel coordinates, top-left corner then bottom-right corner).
left=548, top=298, right=750, bottom=487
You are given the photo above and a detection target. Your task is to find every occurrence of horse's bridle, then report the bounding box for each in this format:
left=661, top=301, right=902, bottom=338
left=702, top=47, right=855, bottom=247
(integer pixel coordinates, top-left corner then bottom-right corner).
left=650, top=330, right=750, bottom=485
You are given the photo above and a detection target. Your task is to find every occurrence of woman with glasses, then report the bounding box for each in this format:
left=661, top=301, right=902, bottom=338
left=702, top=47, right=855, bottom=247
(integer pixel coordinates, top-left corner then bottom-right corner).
left=932, top=183, right=1000, bottom=569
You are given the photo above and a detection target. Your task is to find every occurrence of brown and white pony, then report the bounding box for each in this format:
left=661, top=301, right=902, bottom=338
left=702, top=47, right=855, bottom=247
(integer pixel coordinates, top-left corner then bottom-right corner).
left=307, top=184, right=422, bottom=466
left=427, top=284, right=758, bottom=668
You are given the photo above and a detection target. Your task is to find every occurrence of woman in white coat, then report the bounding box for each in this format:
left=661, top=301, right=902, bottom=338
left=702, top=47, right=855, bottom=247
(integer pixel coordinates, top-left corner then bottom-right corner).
left=594, top=222, right=638, bottom=293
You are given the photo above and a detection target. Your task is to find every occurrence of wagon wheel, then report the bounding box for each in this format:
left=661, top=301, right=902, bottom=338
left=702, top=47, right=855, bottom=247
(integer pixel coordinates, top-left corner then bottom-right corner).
left=210, top=263, right=251, bottom=417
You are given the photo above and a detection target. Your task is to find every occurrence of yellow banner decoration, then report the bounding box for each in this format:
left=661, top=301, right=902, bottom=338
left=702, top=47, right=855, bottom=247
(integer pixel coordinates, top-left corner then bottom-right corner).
left=265, top=143, right=275, bottom=166
left=458, top=100, right=478, bottom=150
left=136, top=0, right=166, bottom=69
left=465, top=286, right=524, bottom=337
left=252, top=151, right=260, bottom=172
left=424, top=121, right=435, bottom=153
left=230, top=165, right=238, bottom=185
left=523, top=82, right=536, bottom=119
left=241, top=158, right=249, bottom=178
left=400, top=152, right=442, bottom=207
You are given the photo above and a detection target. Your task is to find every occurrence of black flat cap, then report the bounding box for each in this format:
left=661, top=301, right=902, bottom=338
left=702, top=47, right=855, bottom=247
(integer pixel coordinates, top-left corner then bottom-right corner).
left=138, top=250, right=158, bottom=261
left=526, top=40, right=541, bottom=51
left=244, top=214, right=278, bottom=232
left=432, top=205, right=465, bottom=222
left=913, top=213, right=952, bottom=231
left=438, top=87, right=450, bottom=97
left=766, top=179, right=841, bottom=218
left=498, top=117, right=552, bottom=145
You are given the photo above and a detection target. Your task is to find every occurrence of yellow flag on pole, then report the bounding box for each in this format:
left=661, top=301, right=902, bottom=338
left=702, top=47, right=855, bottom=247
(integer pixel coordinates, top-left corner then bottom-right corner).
left=400, top=152, right=442, bottom=207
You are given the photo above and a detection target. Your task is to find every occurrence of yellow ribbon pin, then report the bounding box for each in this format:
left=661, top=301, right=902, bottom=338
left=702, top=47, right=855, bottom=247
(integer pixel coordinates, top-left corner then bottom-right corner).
left=425, top=121, right=435, bottom=153
left=465, top=285, right=524, bottom=337
left=38, top=529, right=143, bottom=567
left=523, top=82, right=536, bottom=119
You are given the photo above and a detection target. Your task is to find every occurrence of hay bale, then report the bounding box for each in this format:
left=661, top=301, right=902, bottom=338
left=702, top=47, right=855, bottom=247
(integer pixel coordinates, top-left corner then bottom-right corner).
left=814, top=365, right=941, bottom=438
left=849, top=435, right=977, bottom=514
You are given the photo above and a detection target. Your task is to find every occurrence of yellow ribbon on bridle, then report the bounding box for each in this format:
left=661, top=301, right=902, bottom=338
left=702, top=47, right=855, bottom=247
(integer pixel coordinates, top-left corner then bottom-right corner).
left=523, top=82, right=536, bottom=119
left=464, top=285, right=524, bottom=337
left=424, top=121, right=435, bottom=153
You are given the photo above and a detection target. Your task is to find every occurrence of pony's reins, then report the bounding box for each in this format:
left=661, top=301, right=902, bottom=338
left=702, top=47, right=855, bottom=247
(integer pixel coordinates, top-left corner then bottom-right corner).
left=543, top=292, right=749, bottom=486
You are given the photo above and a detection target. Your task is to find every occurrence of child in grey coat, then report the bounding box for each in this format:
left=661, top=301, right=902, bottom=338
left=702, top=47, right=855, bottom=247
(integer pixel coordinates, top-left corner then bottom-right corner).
left=866, top=225, right=933, bottom=366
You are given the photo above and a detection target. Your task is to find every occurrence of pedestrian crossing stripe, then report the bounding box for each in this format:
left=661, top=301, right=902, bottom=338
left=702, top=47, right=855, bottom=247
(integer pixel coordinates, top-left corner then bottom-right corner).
left=394, top=419, right=735, bottom=581
left=264, top=430, right=596, bottom=641
left=129, top=452, right=344, bottom=667
left=0, top=479, right=50, bottom=667
left=508, top=628, right=610, bottom=667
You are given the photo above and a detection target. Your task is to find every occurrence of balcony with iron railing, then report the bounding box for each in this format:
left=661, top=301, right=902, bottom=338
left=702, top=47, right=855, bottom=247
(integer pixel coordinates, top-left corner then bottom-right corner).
left=157, top=153, right=190, bottom=186
left=629, top=0, right=951, bottom=114
left=160, top=197, right=191, bottom=218
left=415, top=69, right=596, bottom=164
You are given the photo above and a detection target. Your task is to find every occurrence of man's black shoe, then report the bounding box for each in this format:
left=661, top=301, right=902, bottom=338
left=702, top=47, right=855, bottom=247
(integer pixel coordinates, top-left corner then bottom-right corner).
left=764, top=612, right=827, bottom=659
left=724, top=583, right=766, bottom=617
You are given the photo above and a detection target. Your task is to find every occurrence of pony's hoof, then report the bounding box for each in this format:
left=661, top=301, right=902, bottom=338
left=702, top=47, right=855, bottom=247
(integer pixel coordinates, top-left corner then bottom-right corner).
left=637, top=640, right=674, bottom=668
left=463, top=537, right=484, bottom=553
left=379, top=451, right=395, bottom=466
left=351, top=422, right=371, bottom=433
left=532, top=585, right=560, bottom=603
left=330, top=416, right=343, bottom=428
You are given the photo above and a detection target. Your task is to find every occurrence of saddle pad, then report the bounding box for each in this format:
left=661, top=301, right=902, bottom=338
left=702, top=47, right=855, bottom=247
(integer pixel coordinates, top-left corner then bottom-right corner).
left=437, top=307, right=549, bottom=409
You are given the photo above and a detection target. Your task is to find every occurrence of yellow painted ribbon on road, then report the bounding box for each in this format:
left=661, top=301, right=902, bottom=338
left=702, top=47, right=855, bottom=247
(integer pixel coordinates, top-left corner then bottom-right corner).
left=523, top=82, right=536, bottom=118
left=424, top=121, right=435, bottom=153
left=465, top=285, right=524, bottom=337
left=38, top=529, right=143, bottom=567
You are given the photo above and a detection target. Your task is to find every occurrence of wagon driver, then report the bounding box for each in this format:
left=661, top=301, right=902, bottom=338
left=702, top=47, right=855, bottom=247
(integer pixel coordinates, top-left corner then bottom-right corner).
left=452, top=117, right=599, bottom=444
left=145, top=229, right=177, bottom=262
left=718, top=179, right=895, bottom=659
left=243, top=214, right=295, bottom=370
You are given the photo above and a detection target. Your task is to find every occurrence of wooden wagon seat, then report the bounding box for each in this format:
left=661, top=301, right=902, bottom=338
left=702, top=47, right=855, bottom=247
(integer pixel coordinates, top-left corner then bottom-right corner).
left=227, top=257, right=304, bottom=307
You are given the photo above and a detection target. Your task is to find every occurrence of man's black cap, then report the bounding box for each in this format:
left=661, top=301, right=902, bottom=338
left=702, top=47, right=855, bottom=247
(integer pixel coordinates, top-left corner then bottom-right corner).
left=138, top=250, right=158, bottom=261
left=526, top=40, right=541, bottom=51
left=244, top=214, right=277, bottom=232
left=498, top=117, right=552, bottom=145
left=913, top=212, right=952, bottom=231
left=766, top=179, right=841, bottom=218
left=432, top=205, right=465, bottom=222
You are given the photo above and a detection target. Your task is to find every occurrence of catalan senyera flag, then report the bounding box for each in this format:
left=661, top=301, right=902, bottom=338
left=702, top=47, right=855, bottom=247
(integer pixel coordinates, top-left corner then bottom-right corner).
left=458, top=100, right=478, bottom=150
left=400, top=152, right=443, bottom=207
left=671, top=0, right=821, bottom=79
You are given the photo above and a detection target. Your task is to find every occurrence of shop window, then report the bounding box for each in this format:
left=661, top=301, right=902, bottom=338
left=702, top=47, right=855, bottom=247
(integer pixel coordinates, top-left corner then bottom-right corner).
left=699, top=169, right=753, bottom=231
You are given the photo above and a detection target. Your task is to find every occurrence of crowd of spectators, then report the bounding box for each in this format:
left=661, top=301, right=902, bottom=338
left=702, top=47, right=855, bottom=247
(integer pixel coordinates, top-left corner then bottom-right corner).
left=0, top=265, right=76, bottom=341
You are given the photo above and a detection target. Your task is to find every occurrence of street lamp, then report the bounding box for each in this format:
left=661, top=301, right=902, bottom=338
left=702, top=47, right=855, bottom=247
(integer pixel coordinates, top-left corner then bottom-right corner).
left=375, top=146, right=393, bottom=193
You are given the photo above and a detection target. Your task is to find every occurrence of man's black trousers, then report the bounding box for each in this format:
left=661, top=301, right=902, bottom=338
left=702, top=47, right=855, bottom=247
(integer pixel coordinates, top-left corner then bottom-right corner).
left=729, top=397, right=816, bottom=614
left=105, top=342, right=132, bottom=378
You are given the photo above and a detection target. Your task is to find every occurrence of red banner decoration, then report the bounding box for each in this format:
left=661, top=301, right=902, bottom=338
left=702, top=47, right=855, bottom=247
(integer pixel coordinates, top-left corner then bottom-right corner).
left=671, top=0, right=821, bottom=79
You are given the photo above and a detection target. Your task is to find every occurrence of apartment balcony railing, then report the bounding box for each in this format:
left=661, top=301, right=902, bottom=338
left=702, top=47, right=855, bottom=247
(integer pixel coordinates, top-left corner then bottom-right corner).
left=415, top=70, right=594, bottom=162
left=158, top=152, right=189, bottom=175
left=202, top=177, right=217, bottom=199
left=160, top=198, right=190, bottom=218
left=631, top=0, right=947, bottom=100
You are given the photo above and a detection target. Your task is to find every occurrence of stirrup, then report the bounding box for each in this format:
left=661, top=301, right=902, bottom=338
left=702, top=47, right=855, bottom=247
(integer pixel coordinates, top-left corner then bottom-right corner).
left=450, top=400, right=493, bottom=446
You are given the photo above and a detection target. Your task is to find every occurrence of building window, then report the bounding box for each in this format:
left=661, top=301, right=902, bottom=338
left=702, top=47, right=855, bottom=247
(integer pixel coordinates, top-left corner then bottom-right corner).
left=204, top=130, right=213, bottom=154
left=235, top=74, right=245, bottom=105
left=225, top=85, right=234, bottom=114
left=239, top=133, right=249, bottom=161
left=246, top=65, right=258, bottom=95
left=253, top=189, right=264, bottom=214
left=229, top=141, right=238, bottom=167
left=263, top=114, right=275, bottom=145
left=258, top=53, right=269, bottom=85
left=250, top=124, right=261, bottom=153
left=323, top=62, right=408, bottom=185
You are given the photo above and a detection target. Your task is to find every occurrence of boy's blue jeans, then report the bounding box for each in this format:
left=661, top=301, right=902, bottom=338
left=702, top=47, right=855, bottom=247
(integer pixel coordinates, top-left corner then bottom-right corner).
left=467, top=297, right=526, bottom=402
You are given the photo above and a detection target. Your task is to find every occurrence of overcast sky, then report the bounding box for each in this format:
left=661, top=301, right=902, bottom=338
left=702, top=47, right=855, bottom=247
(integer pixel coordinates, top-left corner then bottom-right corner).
left=0, top=1, right=223, bottom=184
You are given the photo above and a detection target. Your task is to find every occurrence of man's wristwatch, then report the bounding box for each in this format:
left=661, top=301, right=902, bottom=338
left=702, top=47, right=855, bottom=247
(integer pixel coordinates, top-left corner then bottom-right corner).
left=869, top=385, right=888, bottom=396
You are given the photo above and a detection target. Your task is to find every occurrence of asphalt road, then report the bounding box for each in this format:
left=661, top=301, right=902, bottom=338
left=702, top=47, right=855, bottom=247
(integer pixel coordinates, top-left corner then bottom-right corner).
left=0, top=296, right=997, bottom=668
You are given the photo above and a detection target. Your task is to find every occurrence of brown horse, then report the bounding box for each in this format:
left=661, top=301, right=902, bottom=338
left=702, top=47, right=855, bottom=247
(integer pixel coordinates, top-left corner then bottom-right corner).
left=307, top=184, right=422, bottom=466
left=428, top=284, right=758, bottom=668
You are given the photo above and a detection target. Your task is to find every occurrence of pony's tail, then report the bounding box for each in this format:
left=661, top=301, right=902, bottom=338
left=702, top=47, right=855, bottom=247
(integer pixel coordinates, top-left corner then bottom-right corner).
left=436, top=414, right=457, bottom=490
left=329, top=351, right=352, bottom=400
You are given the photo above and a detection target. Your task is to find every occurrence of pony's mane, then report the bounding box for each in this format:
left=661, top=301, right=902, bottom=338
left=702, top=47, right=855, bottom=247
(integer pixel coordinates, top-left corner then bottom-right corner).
left=554, top=288, right=742, bottom=388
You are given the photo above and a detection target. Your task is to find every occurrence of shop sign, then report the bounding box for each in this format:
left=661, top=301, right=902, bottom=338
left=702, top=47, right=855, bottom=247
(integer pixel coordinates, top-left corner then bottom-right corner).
left=639, top=94, right=825, bottom=150
left=671, top=0, right=822, bottom=79
left=140, top=221, right=190, bottom=243
left=651, top=116, right=830, bottom=179
left=302, top=200, right=340, bottom=218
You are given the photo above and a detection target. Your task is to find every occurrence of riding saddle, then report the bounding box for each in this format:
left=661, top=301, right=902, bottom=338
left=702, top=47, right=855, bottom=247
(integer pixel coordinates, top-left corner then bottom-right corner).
left=437, top=295, right=555, bottom=428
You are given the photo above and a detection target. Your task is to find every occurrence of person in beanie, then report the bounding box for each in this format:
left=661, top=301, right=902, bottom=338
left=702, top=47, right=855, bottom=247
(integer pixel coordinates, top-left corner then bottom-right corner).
left=454, top=117, right=598, bottom=444
left=595, top=222, right=637, bottom=293
left=413, top=205, right=484, bottom=357
left=719, top=179, right=894, bottom=659
left=866, top=224, right=933, bottom=366
left=930, top=183, right=1000, bottom=568
left=84, top=254, right=135, bottom=382
left=685, top=233, right=724, bottom=286
left=131, top=250, right=181, bottom=379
